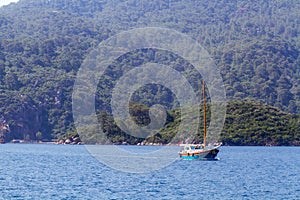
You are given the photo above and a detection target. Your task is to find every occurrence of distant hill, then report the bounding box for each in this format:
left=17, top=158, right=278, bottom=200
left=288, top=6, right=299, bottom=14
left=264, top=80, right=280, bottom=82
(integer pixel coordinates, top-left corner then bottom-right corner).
left=0, top=0, right=299, bottom=144
left=221, top=101, right=300, bottom=146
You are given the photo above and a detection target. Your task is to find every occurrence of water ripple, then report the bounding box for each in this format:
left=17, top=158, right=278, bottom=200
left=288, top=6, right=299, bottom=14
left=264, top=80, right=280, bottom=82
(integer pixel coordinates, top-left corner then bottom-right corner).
left=0, top=145, right=299, bottom=199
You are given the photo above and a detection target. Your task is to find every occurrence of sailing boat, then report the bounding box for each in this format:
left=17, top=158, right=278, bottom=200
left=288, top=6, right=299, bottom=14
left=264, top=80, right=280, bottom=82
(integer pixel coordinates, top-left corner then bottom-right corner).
left=179, top=80, right=221, bottom=160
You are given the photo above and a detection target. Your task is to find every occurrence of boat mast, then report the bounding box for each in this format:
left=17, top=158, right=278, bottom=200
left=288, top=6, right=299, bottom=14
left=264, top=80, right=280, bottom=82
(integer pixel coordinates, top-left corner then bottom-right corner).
left=202, top=80, right=207, bottom=149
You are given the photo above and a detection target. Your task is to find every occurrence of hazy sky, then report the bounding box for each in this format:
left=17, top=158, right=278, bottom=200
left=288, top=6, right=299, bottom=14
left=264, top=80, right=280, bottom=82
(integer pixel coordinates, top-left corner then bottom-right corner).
left=0, top=0, right=19, bottom=7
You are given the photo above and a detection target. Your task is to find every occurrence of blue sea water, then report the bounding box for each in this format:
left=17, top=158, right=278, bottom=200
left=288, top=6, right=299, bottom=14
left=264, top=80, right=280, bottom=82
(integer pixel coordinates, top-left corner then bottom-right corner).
left=0, top=144, right=299, bottom=200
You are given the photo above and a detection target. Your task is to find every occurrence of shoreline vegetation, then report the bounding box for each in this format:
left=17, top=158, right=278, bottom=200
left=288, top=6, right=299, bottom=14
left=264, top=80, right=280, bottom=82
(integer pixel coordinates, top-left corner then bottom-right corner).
left=3, top=141, right=300, bottom=147
left=2, top=100, right=299, bottom=147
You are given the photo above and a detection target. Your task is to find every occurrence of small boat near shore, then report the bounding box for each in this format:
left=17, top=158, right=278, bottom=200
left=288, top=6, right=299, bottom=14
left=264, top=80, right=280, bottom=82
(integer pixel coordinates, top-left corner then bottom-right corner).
left=179, top=143, right=221, bottom=160
left=179, top=80, right=221, bottom=160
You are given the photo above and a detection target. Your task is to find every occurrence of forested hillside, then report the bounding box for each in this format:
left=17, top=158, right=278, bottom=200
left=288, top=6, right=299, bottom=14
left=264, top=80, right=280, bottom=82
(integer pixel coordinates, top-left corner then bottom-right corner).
left=80, top=101, right=300, bottom=146
left=0, top=0, right=299, bottom=145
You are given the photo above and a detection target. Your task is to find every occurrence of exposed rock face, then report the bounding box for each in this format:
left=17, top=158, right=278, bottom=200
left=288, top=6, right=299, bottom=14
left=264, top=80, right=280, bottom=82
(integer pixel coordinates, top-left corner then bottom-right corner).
left=0, top=95, right=51, bottom=142
left=0, top=118, right=10, bottom=142
left=57, top=134, right=83, bottom=145
left=9, top=106, right=45, bottom=141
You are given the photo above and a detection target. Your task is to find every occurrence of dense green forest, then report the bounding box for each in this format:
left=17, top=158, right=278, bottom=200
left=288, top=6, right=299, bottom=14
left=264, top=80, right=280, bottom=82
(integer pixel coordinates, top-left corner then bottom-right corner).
left=76, top=101, right=300, bottom=146
left=0, top=0, right=299, bottom=145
